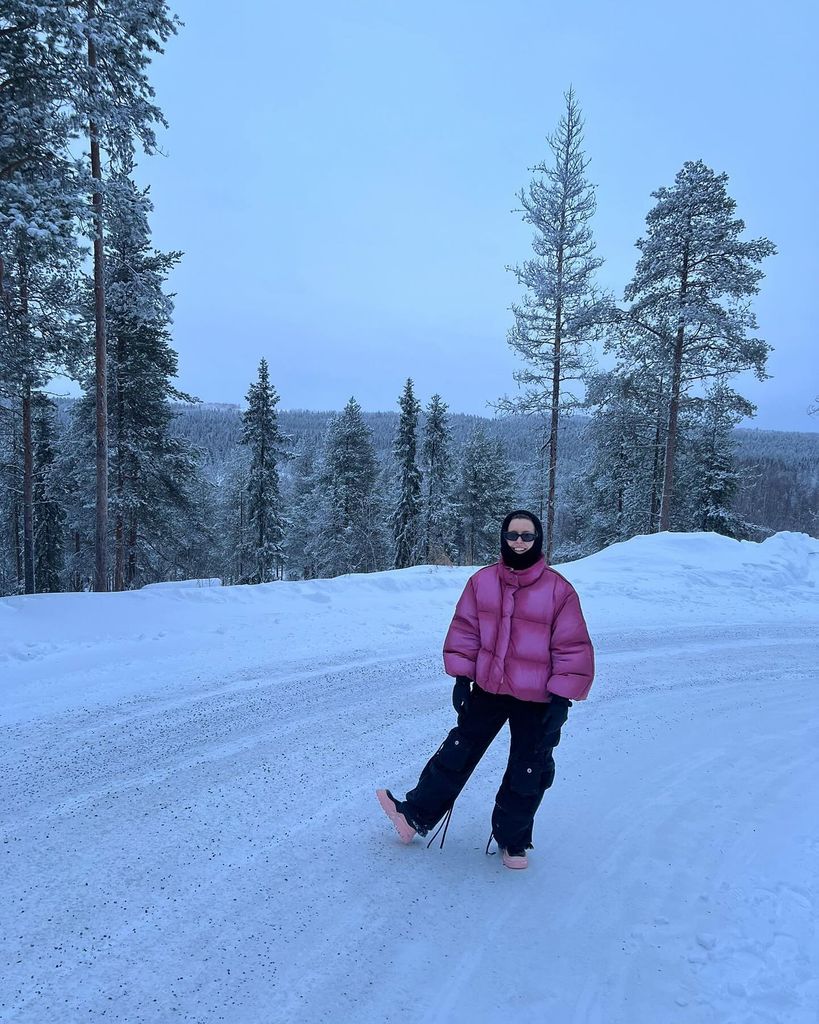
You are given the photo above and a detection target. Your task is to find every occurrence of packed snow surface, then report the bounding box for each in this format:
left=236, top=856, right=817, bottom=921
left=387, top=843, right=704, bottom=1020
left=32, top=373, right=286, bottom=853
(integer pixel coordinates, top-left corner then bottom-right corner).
left=2, top=531, right=818, bottom=1023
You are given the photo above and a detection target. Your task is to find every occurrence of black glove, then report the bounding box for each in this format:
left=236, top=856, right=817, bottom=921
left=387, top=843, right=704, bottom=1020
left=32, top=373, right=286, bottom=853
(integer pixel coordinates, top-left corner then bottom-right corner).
left=452, top=676, right=471, bottom=713
left=548, top=693, right=572, bottom=708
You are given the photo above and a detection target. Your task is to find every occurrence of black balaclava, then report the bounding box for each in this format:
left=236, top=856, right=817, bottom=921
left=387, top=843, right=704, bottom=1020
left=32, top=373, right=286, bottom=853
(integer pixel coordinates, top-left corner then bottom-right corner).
left=500, top=509, right=544, bottom=570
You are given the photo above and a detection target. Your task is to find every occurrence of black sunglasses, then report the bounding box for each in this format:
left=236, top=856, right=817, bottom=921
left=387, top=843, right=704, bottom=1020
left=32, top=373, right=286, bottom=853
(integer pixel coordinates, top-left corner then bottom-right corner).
left=503, top=531, right=537, bottom=542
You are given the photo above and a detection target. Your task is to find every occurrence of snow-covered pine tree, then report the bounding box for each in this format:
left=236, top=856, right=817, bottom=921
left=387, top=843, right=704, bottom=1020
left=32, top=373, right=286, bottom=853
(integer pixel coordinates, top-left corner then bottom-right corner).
left=0, top=403, right=22, bottom=594
left=281, top=447, right=321, bottom=579
left=502, top=88, right=606, bottom=563
left=175, top=472, right=219, bottom=583
left=421, top=393, right=454, bottom=564
left=0, top=4, right=76, bottom=204
left=0, top=7, right=84, bottom=593
left=64, top=165, right=199, bottom=590
left=212, top=446, right=254, bottom=585
left=67, top=0, right=180, bottom=590
left=674, top=381, right=753, bottom=538
left=624, top=160, right=776, bottom=532
left=571, top=365, right=666, bottom=553
left=314, top=397, right=385, bottom=577
left=455, top=427, right=516, bottom=565
left=55, top=407, right=95, bottom=593
left=31, top=396, right=65, bottom=592
left=0, top=211, right=80, bottom=594
left=240, top=358, right=287, bottom=583
left=105, top=166, right=199, bottom=589
left=391, top=378, right=422, bottom=569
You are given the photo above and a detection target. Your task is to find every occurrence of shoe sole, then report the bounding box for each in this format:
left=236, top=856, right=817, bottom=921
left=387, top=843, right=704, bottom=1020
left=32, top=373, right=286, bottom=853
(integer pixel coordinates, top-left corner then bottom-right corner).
left=375, top=789, right=416, bottom=844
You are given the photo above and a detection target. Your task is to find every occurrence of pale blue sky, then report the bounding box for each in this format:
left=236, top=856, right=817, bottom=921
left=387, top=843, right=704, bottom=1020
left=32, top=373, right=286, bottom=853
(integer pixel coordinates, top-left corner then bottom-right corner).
left=134, top=0, right=817, bottom=431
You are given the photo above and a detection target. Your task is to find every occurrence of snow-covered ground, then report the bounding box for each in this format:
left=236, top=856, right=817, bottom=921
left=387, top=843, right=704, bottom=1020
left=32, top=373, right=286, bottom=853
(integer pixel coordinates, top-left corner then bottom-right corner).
left=2, top=531, right=818, bottom=1024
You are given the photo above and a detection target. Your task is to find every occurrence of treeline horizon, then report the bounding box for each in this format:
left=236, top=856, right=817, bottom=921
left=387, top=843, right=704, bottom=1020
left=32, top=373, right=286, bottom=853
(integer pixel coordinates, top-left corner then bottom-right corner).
left=1, top=377, right=815, bottom=598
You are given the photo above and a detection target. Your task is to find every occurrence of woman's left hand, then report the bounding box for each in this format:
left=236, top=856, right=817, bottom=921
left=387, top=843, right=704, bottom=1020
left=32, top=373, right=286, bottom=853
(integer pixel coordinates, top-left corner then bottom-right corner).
left=452, top=677, right=471, bottom=713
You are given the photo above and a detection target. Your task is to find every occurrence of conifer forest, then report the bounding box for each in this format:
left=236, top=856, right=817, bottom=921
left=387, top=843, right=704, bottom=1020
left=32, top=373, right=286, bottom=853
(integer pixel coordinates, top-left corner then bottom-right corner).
left=1, top=5, right=816, bottom=597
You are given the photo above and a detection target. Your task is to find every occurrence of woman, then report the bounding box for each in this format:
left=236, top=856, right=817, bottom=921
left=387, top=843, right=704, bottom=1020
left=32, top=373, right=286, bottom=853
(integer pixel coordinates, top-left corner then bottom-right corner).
left=376, top=509, right=594, bottom=870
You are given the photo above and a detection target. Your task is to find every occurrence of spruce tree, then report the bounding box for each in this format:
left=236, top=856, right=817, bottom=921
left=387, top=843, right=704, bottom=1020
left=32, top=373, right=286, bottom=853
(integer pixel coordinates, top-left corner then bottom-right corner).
left=176, top=472, right=220, bottom=584
left=31, top=396, right=65, bottom=592
left=678, top=382, right=753, bottom=538
left=0, top=204, right=80, bottom=594
left=63, top=165, right=199, bottom=590
left=315, top=397, right=385, bottom=577
left=240, top=358, right=287, bottom=583
left=0, top=403, right=22, bottom=594
left=106, top=166, right=198, bottom=589
left=218, top=449, right=252, bottom=585
left=624, top=160, right=776, bottom=531
left=282, top=447, right=320, bottom=580
left=421, top=393, right=454, bottom=563
left=391, top=378, right=422, bottom=569
left=56, top=407, right=95, bottom=593
left=502, top=88, right=606, bottom=562
left=574, top=366, right=665, bottom=551
left=455, top=427, right=516, bottom=565
left=0, top=9, right=84, bottom=594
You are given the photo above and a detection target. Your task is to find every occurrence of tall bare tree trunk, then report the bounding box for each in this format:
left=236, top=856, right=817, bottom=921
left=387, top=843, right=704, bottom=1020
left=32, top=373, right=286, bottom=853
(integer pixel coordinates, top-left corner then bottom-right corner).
left=649, top=406, right=663, bottom=532
left=546, top=337, right=560, bottom=564
left=19, top=249, right=35, bottom=593
left=88, top=2, right=108, bottom=592
left=238, top=488, right=244, bottom=582
left=545, top=241, right=564, bottom=564
left=659, top=337, right=683, bottom=532
left=257, top=435, right=265, bottom=583
left=127, top=516, right=137, bottom=587
left=536, top=420, right=547, bottom=523
left=12, top=494, right=22, bottom=590
left=659, top=242, right=690, bottom=532
left=114, top=511, right=124, bottom=591
left=113, top=340, right=125, bottom=591
left=72, top=530, right=81, bottom=591
left=22, top=381, right=34, bottom=593
left=10, top=416, right=23, bottom=589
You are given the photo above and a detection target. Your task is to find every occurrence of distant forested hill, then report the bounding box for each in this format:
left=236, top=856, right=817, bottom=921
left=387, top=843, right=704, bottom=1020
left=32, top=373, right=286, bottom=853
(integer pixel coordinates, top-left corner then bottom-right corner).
left=166, top=403, right=817, bottom=541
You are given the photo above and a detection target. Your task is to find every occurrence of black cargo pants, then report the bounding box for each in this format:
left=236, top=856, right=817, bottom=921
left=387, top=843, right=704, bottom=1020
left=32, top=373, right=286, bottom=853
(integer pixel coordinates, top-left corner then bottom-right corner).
left=404, top=683, right=570, bottom=851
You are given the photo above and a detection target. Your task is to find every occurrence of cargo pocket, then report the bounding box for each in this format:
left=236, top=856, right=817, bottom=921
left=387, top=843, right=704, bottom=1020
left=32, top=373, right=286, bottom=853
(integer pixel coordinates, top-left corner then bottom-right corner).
left=510, top=749, right=557, bottom=797
left=509, top=759, right=544, bottom=798
left=436, top=729, right=472, bottom=773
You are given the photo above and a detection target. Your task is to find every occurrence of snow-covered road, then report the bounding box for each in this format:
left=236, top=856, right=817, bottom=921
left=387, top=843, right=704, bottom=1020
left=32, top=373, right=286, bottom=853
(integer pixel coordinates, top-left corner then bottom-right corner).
left=1, top=536, right=818, bottom=1024
left=3, top=610, right=818, bottom=1023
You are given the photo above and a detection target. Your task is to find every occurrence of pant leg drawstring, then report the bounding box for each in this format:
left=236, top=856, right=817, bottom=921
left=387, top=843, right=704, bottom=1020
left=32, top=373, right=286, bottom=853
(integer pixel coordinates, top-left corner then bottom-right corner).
left=485, top=831, right=496, bottom=856
left=427, top=804, right=454, bottom=850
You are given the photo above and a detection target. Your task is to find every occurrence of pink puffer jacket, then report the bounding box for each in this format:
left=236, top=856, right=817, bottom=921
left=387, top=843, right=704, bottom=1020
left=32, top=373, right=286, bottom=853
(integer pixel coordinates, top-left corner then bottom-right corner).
left=443, top=558, right=595, bottom=702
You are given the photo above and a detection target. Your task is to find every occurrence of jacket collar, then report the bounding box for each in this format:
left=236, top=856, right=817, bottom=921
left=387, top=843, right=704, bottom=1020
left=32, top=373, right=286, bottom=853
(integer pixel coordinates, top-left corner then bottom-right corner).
left=498, top=556, right=547, bottom=588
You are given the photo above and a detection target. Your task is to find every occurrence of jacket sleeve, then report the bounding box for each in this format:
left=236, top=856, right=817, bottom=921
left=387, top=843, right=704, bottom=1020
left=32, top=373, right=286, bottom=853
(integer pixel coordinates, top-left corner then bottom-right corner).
left=546, top=583, right=595, bottom=701
left=442, top=577, right=481, bottom=680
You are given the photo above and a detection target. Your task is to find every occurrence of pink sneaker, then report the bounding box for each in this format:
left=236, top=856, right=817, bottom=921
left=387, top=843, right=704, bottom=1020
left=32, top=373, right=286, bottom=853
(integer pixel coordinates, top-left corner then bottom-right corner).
left=375, top=789, right=416, bottom=844
left=501, top=847, right=529, bottom=870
